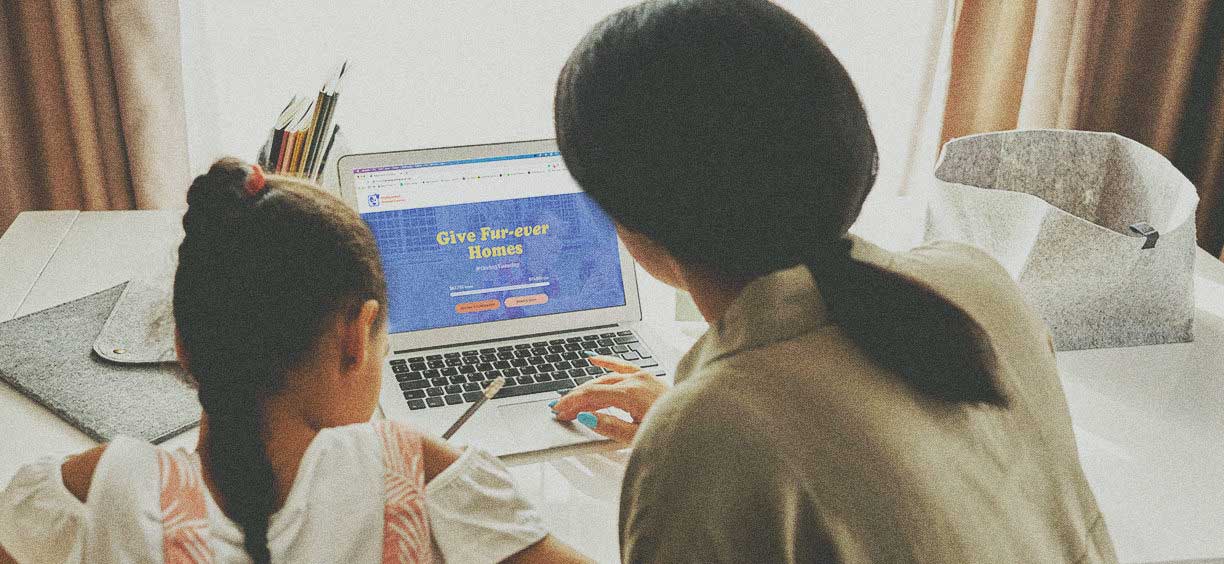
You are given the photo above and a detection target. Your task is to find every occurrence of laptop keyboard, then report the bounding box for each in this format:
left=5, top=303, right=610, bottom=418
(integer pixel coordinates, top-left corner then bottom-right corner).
left=388, top=329, right=663, bottom=410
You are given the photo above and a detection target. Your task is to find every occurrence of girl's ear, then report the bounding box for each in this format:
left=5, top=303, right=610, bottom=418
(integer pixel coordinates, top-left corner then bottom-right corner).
left=175, top=329, right=190, bottom=374
left=341, top=299, right=382, bottom=369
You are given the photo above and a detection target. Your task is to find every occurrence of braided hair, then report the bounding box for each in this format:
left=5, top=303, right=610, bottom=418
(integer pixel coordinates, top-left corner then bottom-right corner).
left=173, top=158, right=387, bottom=562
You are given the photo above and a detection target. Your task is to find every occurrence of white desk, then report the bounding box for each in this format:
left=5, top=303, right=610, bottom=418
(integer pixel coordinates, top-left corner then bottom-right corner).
left=2, top=209, right=1223, bottom=564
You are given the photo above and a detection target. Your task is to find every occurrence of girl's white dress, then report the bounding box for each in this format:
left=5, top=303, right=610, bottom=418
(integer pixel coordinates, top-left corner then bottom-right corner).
left=0, top=421, right=547, bottom=563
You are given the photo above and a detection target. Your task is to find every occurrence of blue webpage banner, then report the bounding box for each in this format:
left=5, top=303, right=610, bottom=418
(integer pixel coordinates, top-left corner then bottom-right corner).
left=362, top=192, right=626, bottom=333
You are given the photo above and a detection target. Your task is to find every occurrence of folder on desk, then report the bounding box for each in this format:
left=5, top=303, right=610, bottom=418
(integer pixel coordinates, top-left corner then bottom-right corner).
left=0, top=283, right=199, bottom=444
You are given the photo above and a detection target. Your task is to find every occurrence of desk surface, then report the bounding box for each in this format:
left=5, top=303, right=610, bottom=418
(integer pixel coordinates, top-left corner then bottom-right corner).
left=2, top=209, right=1223, bottom=564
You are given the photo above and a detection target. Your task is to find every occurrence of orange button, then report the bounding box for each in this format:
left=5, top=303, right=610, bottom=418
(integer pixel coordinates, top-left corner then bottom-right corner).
left=505, top=293, right=549, bottom=308
left=455, top=299, right=501, bottom=313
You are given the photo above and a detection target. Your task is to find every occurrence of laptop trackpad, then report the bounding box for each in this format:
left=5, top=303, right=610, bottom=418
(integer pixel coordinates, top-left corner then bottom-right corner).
left=498, top=400, right=608, bottom=453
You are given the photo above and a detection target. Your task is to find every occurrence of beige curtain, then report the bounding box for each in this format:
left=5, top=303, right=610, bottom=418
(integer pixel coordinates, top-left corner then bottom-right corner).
left=0, top=0, right=189, bottom=234
left=941, top=0, right=1224, bottom=257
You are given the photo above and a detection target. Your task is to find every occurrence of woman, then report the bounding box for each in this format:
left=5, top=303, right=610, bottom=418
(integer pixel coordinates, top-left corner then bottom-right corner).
left=0, top=159, right=588, bottom=563
left=549, top=1, right=1118, bottom=562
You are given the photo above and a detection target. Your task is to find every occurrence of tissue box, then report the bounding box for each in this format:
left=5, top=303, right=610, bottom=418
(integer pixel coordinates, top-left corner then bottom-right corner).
left=925, top=129, right=1198, bottom=350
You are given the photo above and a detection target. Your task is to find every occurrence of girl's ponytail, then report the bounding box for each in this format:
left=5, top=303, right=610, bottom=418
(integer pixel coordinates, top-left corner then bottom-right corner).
left=174, top=158, right=386, bottom=563
left=197, top=382, right=276, bottom=563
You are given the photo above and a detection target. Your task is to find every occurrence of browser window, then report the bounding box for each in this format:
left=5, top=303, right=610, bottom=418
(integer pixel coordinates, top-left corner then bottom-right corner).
left=354, top=151, right=626, bottom=333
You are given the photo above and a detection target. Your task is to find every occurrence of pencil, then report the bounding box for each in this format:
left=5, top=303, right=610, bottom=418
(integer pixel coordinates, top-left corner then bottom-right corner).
left=298, top=90, right=326, bottom=176
left=313, top=124, right=341, bottom=182
left=441, top=376, right=506, bottom=440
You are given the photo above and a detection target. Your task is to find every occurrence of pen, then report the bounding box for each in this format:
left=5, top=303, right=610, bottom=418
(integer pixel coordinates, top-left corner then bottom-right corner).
left=441, top=376, right=505, bottom=440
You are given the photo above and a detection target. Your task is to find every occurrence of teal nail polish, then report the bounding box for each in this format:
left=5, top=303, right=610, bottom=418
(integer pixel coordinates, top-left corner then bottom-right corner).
left=547, top=400, right=557, bottom=408
left=577, top=412, right=598, bottom=429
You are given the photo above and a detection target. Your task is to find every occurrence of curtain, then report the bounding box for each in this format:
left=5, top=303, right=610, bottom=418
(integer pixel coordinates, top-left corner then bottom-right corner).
left=940, top=0, right=1224, bottom=257
left=0, top=0, right=190, bottom=234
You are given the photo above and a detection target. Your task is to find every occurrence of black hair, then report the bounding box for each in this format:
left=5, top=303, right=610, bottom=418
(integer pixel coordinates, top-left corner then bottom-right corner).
left=173, top=158, right=387, bottom=562
left=555, top=0, right=1004, bottom=405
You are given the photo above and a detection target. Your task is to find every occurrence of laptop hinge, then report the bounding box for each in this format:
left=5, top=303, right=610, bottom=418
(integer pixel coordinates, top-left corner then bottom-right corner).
left=392, top=323, right=621, bottom=355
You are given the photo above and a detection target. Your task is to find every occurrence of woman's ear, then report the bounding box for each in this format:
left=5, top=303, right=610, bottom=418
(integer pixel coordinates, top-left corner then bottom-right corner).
left=341, top=299, right=382, bottom=369
left=615, top=222, right=685, bottom=289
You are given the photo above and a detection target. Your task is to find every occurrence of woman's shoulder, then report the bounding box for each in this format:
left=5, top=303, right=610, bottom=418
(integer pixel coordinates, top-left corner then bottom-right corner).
left=901, top=239, right=1015, bottom=284
left=895, top=240, right=1039, bottom=322
left=635, top=376, right=774, bottom=462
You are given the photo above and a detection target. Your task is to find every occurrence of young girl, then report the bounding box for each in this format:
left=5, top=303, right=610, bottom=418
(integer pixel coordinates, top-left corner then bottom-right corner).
left=548, top=0, right=1118, bottom=562
left=0, top=159, right=588, bottom=563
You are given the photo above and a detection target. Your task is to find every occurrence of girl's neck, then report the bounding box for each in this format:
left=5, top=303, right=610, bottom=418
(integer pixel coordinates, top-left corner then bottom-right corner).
left=196, top=397, right=320, bottom=511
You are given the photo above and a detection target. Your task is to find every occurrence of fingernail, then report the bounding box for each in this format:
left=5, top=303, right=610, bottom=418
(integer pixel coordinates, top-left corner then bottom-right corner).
left=577, top=412, right=598, bottom=429
left=547, top=400, right=557, bottom=408
left=582, top=350, right=598, bottom=357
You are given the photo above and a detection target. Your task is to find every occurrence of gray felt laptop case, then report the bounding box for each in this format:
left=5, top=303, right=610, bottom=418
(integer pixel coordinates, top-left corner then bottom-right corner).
left=0, top=282, right=199, bottom=443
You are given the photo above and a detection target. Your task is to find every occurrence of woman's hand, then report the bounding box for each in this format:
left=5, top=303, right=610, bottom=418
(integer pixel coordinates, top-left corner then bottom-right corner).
left=549, top=355, right=668, bottom=443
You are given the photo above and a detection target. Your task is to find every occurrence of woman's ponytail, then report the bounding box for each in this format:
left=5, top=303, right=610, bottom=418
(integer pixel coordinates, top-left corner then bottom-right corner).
left=807, top=239, right=1005, bottom=405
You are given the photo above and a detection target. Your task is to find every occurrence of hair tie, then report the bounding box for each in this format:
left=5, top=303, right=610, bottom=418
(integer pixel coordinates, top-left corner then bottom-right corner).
left=244, top=164, right=266, bottom=197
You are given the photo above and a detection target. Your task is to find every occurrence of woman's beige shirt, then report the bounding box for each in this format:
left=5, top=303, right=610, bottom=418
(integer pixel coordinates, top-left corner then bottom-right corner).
left=620, top=238, right=1117, bottom=563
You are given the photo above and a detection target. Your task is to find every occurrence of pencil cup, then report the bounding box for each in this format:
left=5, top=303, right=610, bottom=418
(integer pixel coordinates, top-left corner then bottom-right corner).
left=254, top=127, right=349, bottom=198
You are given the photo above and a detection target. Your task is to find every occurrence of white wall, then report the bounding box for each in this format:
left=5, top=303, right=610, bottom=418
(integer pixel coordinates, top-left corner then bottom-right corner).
left=180, top=1, right=943, bottom=188
left=179, top=0, right=945, bottom=320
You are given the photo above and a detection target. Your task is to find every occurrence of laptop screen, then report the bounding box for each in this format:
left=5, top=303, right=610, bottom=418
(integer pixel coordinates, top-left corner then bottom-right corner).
left=353, top=151, right=627, bottom=334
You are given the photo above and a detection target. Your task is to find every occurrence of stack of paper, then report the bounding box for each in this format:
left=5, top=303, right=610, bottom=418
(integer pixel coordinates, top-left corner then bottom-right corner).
left=260, top=61, right=347, bottom=181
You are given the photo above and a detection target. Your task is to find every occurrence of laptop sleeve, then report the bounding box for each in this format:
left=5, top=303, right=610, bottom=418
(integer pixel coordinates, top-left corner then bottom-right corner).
left=0, top=282, right=199, bottom=443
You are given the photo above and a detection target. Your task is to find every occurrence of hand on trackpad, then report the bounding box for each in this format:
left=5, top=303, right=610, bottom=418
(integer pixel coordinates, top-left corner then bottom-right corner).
left=498, top=399, right=607, bottom=452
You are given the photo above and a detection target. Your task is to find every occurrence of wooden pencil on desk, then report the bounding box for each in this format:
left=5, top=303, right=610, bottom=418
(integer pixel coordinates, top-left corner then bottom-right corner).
left=442, top=376, right=505, bottom=440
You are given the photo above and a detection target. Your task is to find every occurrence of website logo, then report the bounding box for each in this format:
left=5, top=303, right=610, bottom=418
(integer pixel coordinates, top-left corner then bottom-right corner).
left=368, top=193, right=381, bottom=207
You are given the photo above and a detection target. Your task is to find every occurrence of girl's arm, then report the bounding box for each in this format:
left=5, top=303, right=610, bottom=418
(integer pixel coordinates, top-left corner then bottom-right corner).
left=420, top=433, right=461, bottom=482
left=419, top=434, right=591, bottom=563
left=504, top=535, right=593, bottom=564
left=0, top=445, right=105, bottom=562
left=60, top=445, right=108, bottom=502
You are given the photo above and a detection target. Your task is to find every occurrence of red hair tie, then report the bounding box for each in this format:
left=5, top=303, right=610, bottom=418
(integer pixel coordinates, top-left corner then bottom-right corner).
left=245, top=164, right=266, bottom=196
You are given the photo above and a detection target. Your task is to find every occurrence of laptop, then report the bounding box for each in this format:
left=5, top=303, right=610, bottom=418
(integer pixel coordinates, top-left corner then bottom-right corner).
left=337, top=139, right=671, bottom=457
